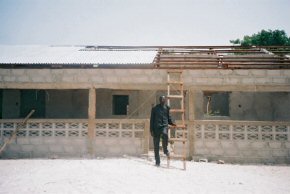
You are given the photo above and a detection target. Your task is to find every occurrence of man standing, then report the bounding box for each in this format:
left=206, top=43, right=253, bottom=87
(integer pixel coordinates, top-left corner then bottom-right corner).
left=150, top=95, right=176, bottom=166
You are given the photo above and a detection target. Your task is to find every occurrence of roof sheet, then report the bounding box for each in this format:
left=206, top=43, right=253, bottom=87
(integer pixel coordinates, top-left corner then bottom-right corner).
left=0, top=45, right=157, bottom=65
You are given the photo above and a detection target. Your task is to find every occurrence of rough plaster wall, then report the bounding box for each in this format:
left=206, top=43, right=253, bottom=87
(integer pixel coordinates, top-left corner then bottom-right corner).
left=127, top=91, right=139, bottom=118
left=136, top=90, right=156, bottom=118
left=253, top=93, right=273, bottom=120
left=45, top=90, right=88, bottom=118
left=194, top=91, right=290, bottom=121
left=273, top=92, right=290, bottom=120
left=230, top=92, right=290, bottom=121
left=230, top=92, right=257, bottom=120
left=71, top=90, right=88, bottom=118
left=96, top=89, right=111, bottom=118
left=194, top=91, right=204, bottom=120
left=46, top=90, right=71, bottom=118
left=96, top=89, right=140, bottom=119
left=2, top=90, right=20, bottom=118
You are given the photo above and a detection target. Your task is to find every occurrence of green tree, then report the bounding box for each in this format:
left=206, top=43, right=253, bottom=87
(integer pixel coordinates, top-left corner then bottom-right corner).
left=230, top=29, right=290, bottom=46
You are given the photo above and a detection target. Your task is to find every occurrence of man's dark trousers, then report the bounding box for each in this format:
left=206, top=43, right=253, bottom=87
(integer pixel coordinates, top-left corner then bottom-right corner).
left=153, top=128, right=169, bottom=165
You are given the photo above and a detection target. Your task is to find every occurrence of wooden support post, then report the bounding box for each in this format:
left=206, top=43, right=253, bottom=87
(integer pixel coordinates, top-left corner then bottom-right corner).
left=0, top=109, right=35, bottom=155
left=88, top=88, right=96, bottom=157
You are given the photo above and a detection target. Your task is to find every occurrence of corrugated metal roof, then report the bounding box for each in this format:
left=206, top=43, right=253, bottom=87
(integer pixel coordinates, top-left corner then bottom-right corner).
left=0, top=45, right=157, bottom=64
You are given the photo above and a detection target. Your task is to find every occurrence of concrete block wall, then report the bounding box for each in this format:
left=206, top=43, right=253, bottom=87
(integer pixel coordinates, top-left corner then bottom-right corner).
left=1, top=69, right=289, bottom=121
left=1, top=137, right=88, bottom=158
left=0, top=119, right=147, bottom=159
left=193, top=140, right=290, bottom=163
left=94, top=138, right=143, bottom=157
left=1, top=137, right=144, bottom=158
left=192, top=121, right=290, bottom=164
left=0, top=69, right=166, bottom=86
left=1, top=69, right=290, bottom=88
left=183, top=69, right=290, bottom=86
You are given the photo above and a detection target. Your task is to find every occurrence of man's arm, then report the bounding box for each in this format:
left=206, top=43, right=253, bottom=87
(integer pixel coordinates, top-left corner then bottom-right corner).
left=167, top=106, right=176, bottom=126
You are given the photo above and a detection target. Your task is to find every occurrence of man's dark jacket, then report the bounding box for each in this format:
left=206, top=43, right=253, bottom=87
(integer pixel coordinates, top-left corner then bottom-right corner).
left=150, top=104, right=174, bottom=136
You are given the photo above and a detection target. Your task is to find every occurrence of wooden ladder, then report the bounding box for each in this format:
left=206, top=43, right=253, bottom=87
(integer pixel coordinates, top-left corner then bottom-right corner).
left=166, top=70, right=187, bottom=170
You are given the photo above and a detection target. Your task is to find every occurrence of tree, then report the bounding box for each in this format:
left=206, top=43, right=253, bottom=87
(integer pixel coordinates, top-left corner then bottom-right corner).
left=230, top=29, right=290, bottom=46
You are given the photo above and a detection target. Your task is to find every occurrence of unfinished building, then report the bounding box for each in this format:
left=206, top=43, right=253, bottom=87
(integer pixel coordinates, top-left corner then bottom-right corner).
left=0, top=45, right=290, bottom=163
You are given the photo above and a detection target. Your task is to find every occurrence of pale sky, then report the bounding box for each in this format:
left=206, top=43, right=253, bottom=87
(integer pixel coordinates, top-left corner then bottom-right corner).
left=0, top=0, right=289, bottom=46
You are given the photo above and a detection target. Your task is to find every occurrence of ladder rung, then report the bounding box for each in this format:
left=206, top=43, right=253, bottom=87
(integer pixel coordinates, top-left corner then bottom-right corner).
left=169, top=138, right=187, bottom=142
left=170, top=109, right=185, bottom=113
left=167, top=95, right=183, bottom=99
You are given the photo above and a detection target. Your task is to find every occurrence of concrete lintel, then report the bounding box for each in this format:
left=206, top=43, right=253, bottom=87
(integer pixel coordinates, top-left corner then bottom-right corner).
left=188, top=85, right=290, bottom=92
left=0, top=83, right=167, bottom=90
left=1, top=82, right=289, bottom=92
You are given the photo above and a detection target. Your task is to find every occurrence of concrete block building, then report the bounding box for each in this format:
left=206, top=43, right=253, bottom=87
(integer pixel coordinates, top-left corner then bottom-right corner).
left=0, top=45, right=290, bottom=163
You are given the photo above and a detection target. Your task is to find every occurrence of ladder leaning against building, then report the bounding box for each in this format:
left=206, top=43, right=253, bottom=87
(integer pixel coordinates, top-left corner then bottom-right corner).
left=166, top=70, right=187, bottom=170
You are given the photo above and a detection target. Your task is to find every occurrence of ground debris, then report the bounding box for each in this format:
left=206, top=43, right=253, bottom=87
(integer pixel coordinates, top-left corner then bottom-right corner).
left=199, top=158, right=208, bottom=162
left=217, top=160, right=225, bottom=164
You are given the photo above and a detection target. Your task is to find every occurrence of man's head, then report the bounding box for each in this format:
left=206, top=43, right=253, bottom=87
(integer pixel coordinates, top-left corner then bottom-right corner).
left=159, top=95, right=166, bottom=105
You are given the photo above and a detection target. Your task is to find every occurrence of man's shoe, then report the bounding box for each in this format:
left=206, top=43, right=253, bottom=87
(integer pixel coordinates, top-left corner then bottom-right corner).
left=155, top=163, right=160, bottom=167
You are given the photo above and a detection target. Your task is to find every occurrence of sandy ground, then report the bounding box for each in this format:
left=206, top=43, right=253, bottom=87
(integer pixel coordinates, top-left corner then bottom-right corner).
left=0, top=157, right=290, bottom=194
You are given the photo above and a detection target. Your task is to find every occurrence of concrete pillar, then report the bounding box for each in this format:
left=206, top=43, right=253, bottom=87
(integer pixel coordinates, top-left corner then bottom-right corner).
left=188, top=90, right=196, bottom=120
left=188, top=89, right=196, bottom=159
left=88, top=88, right=96, bottom=156
left=143, top=119, right=150, bottom=154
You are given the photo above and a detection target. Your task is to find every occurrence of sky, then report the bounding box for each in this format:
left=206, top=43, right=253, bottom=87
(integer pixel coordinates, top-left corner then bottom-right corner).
left=0, top=0, right=289, bottom=46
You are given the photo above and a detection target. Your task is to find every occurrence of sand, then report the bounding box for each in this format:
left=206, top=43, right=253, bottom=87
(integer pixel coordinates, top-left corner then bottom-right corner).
left=0, top=157, right=290, bottom=194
